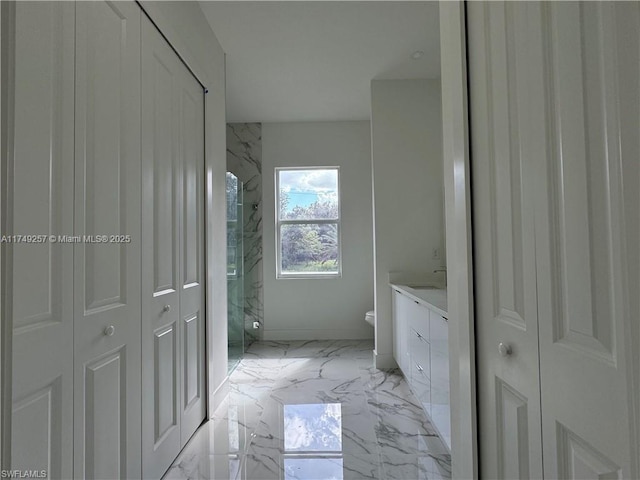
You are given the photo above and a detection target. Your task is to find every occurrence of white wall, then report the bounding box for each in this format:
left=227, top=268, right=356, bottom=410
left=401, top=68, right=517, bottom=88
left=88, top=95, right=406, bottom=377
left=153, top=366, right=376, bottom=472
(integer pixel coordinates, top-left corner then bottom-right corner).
left=138, top=1, right=228, bottom=413
left=262, top=121, right=375, bottom=340
left=371, top=79, right=444, bottom=368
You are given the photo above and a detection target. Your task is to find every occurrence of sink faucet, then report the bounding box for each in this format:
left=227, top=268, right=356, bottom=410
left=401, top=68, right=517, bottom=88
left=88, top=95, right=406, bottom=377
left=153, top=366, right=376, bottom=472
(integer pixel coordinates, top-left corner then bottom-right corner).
left=433, top=267, right=447, bottom=286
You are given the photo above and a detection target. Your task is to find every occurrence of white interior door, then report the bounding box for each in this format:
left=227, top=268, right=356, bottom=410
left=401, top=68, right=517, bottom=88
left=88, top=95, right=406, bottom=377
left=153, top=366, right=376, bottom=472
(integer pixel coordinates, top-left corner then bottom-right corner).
left=6, top=3, right=75, bottom=478
left=468, top=2, right=543, bottom=478
left=531, top=2, right=640, bottom=477
left=141, top=14, right=206, bottom=479
left=470, top=1, right=640, bottom=478
left=178, top=62, right=206, bottom=447
left=141, top=16, right=182, bottom=478
left=73, top=2, right=141, bottom=478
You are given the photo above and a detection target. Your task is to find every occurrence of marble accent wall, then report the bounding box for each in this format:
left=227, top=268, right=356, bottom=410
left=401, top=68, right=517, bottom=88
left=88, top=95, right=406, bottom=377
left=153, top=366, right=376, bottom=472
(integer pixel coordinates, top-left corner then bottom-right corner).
left=227, top=123, right=263, bottom=345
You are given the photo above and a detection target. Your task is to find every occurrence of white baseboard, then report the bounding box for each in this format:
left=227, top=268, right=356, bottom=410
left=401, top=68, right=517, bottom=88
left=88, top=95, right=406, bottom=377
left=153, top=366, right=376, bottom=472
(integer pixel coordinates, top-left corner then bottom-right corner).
left=209, top=376, right=229, bottom=417
left=263, top=328, right=374, bottom=341
left=373, top=350, right=397, bottom=369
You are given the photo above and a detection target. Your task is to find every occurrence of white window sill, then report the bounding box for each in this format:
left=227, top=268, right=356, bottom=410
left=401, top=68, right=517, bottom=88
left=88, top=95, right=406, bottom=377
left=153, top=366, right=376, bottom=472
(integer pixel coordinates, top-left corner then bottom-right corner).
left=276, top=272, right=342, bottom=280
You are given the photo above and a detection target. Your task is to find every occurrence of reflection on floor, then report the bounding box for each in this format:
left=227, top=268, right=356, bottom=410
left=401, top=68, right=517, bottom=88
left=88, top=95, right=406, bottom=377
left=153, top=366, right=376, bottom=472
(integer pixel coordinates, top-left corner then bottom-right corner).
left=163, top=340, right=452, bottom=480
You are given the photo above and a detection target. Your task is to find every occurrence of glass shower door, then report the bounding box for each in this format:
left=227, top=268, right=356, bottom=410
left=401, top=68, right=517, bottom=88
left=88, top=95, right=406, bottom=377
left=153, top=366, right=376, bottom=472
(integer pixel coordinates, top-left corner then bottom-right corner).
left=226, top=172, right=244, bottom=373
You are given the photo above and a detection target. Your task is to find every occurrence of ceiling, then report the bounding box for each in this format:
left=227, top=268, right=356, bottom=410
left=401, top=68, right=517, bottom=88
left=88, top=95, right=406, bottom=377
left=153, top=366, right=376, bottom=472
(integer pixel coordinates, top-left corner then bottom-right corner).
left=199, top=1, right=440, bottom=123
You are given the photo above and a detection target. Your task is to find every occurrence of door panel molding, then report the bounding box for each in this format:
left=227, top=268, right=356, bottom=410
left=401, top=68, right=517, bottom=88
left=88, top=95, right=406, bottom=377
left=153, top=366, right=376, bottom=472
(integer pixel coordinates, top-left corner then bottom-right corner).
left=556, top=422, right=621, bottom=480
left=80, top=0, right=129, bottom=314
left=151, top=51, right=180, bottom=298
left=153, top=322, right=178, bottom=445
left=495, top=378, right=530, bottom=480
left=84, top=348, right=127, bottom=480
left=183, top=313, right=201, bottom=411
left=11, top=377, right=62, bottom=478
left=544, top=2, right=620, bottom=365
left=11, top=2, right=67, bottom=334
left=487, top=3, right=527, bottom=331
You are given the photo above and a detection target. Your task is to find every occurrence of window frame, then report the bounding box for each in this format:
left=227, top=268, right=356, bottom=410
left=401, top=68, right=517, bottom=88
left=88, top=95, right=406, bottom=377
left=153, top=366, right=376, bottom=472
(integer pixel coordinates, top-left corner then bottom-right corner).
left=275, top=166, right=342, bottom=279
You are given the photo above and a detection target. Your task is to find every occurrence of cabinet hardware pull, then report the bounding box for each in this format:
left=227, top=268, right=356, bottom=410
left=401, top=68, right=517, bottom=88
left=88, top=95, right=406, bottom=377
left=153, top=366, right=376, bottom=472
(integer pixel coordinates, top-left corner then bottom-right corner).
left=163, top=304, right=171, bottom=313
left=104, top=325, right=115, bottom=337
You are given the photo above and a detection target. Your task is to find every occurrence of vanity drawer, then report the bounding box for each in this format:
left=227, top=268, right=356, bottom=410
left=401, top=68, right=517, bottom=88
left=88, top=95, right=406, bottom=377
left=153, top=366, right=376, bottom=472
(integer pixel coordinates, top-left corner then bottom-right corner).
left=410, top=328, right=430, bottom=381
left=408, top=300, right=430, bottom=340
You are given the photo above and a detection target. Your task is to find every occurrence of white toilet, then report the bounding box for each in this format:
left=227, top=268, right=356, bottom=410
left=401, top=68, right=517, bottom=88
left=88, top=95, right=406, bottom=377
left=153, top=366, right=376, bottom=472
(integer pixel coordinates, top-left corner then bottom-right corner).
left=365, top=310, right=375, bottom=327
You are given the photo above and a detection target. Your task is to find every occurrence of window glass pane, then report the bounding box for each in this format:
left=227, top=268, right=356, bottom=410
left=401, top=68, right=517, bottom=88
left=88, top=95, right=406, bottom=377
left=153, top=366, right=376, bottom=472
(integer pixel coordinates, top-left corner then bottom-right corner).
left=281, top=223, right=338, bottom=274
left=279, top=169, right=338, bottom=220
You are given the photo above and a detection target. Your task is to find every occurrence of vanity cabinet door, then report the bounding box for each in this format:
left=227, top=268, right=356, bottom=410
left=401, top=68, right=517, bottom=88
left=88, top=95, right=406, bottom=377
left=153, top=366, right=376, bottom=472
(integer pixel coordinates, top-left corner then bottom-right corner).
left=392, top=290, right=412, bottom=374
left=430, top=314, right=450, bottom=448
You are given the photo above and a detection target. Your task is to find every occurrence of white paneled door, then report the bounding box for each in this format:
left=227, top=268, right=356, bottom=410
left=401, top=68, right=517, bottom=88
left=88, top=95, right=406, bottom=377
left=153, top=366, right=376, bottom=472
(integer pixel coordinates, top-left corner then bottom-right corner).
left=4, top=2, right=207, bottom=478
left=468, top=3, right=543, bottom=477
left=7, top=3, right=75, bottom=478
left=178, top=61, right=206, bottom=448
left=141, top=14, right=206, bottom=480
left=73, top=2, right=141, bottom=479
left=532, top=3, right=640, bottom=477
left=470, top=2, right=640, bottom=478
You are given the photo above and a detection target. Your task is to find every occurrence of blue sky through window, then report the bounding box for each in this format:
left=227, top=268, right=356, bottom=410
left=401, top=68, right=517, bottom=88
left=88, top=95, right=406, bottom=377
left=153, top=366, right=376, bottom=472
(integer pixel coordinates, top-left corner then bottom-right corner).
left=279, top=169, right=338, bottom=213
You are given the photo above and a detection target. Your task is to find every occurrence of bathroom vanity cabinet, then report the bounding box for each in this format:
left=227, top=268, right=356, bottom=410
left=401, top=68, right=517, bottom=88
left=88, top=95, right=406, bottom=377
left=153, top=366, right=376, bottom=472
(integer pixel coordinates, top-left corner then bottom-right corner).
left=391, top=285, right=450, bottom=449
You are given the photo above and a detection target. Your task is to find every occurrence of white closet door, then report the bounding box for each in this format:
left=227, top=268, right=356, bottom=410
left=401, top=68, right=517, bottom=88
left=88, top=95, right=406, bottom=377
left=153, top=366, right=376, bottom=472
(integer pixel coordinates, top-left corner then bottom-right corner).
left=470, top=1, right=640, bottom=478
left=177, top=60, right=206, bottom=447
left=141, top=15, right=205, bottom=479
left=532, top=2, right=640, bottom=477
left=468, top=3, right=543, bottom=478
left=141, top=17, right=182, bottom=478
left=6, top=2, right=75, bottom=478
left=73, top=2, right=141, bottom=479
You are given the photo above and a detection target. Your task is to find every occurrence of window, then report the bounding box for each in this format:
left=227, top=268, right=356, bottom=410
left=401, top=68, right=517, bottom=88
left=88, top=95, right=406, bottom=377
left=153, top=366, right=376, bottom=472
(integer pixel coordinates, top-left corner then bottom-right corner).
left=276, top=167, right=341, bottom=278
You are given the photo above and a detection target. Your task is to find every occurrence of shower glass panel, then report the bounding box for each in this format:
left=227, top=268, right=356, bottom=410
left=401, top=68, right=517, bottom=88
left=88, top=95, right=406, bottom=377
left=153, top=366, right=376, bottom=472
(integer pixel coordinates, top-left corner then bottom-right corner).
left=227, top=172, right=244, bottom=373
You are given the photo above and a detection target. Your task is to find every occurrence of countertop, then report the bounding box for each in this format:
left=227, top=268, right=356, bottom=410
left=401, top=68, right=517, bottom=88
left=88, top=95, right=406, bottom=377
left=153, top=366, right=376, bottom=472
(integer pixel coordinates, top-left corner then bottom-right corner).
left=390, top=283, right=448, bottom=318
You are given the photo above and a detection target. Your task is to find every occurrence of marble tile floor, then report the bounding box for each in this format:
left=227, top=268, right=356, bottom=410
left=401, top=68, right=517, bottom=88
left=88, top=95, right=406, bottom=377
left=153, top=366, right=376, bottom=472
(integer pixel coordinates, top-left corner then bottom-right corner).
left=163, top=340, right=451, bottom=480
